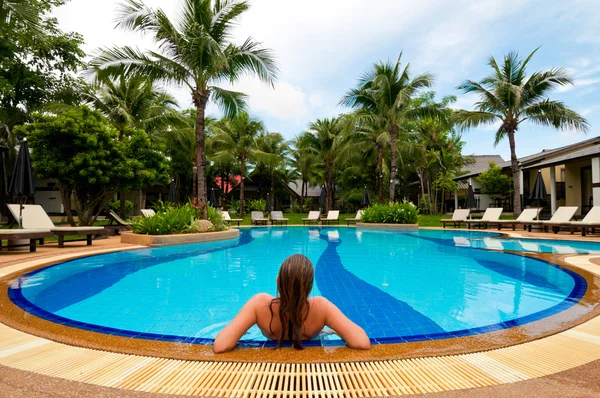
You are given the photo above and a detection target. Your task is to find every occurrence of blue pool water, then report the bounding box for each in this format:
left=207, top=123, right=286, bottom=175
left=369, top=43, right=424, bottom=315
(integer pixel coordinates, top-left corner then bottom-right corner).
left=9, top=228, right=587, bottom=347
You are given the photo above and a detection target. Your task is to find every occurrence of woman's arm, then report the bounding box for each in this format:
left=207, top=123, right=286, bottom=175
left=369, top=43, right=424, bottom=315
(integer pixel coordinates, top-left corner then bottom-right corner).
left=322, top=298, right=371, bottom=350
left=213, top=294, right=264, bottom=353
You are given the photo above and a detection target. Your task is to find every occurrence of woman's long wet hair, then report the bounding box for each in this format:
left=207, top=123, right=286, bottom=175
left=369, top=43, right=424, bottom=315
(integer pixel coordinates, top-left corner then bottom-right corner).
left=269, top=254, right=314, bottom=349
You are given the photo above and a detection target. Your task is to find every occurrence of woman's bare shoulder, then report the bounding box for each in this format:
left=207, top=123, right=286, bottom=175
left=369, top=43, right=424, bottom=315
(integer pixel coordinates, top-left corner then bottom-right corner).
left=308, top=296, right=331, bottom=308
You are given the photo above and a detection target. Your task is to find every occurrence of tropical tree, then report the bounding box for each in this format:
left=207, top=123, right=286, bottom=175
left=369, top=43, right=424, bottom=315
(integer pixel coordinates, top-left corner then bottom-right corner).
left=341, top=53, right=437, bottom=202
left=82, top=74, right=181, bottom=216
left=297, top=117, right=346, bottom=212
left=210, top=112, right=264, bottom=216
left=89, top=0, right=278, bottom=217
left=289, top=137, right=316, bottom=208
left=455, top=49, right=589, bottom=216
left=255, top=132, right=289, bottom=210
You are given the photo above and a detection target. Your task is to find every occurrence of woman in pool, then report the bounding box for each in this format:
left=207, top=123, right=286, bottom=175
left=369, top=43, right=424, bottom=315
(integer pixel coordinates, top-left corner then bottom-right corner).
left=214, top=254, right=370, bottom=353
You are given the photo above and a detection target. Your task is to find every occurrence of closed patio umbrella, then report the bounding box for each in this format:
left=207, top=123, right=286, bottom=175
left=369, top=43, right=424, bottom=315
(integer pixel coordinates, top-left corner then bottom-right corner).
left=0, top=146, right=7, bottom=217
left=8, top=139, right=36, bottom=228
left=319, top=186, right=326, bottom=210
left=464, top=184, right=475, bottom=210
left=361, top=186, right=371, bottom=207
left=529, top=170, right=547, bottom=210
left=167, top=179, right=176, bottom=202
left=265, top=193, right=272, bottom=212
left=208, top=188, right=217, bottom=208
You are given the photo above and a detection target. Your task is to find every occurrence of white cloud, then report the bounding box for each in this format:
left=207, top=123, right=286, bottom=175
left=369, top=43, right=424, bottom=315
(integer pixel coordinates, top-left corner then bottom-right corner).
left=556, top=78, right=600, bottom=93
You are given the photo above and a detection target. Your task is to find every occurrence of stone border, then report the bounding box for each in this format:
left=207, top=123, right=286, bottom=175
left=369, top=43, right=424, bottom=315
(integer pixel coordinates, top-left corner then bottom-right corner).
left=356, top=222, right=419, bottom=229
left=120, top=228, right=239, bottom=247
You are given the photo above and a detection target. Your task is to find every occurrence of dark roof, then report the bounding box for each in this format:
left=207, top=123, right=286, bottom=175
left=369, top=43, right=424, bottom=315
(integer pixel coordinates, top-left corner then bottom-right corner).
left=523, top=144, right=600, bottom=170
left=455, top=155, right=505, bottom=180
left=288, top=180, right=321, bottom=197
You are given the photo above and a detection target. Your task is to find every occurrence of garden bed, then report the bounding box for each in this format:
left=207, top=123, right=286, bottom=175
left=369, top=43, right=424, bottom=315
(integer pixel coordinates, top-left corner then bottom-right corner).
left=356, top=223, right=419, bottom=230
left=121, top=229, right=239, bottom=247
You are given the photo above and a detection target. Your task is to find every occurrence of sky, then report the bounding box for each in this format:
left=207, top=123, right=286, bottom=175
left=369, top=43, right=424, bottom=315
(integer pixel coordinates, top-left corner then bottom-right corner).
left=53, top=0, right=600, bottom=161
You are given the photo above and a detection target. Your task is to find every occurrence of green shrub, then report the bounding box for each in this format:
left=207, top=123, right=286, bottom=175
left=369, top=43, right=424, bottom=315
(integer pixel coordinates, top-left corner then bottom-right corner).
left=104, top=200, right=134, bottom=217
left=361, top=202, right=419, bottom=224
left=248, top=198, right=266, bottom=211
left=153, top=199, right=176, bottom=213
left=131, top=203, right=228, bottom=235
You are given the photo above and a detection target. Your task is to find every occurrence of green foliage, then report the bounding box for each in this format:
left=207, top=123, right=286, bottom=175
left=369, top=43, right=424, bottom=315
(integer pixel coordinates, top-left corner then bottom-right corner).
left=1, top=0, right=85, bottom=147
left=121, top=128, right=170, bottom=190
left=105, top=200, right=134, bottom=217
left=15, top=106, right=126, bottom=225
left=132, top=202, right=227, bottom=235
left=132, top=204, right=197, bottom=235
left=248, top=199, right=266, bottom=212
left=362, top=202, right=419, bottom=224
left=478, top=162, right=513, bottom=197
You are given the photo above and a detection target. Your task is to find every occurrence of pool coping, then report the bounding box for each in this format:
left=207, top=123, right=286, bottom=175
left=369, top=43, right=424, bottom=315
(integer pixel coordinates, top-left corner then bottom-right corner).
left=0, top=229, right=599, bottom=364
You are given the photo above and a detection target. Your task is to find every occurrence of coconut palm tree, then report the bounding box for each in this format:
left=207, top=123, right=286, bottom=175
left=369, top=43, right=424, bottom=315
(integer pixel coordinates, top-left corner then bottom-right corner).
left=455, top=49, right=589, bottom=216
left=0, top=0, right=42, bottom=33
left=289, top=137, right=316, bottom=208
left=255, top=132, right=290, bottom=210
left=297, top=117, right=346, bottom=212
left=341, top=53, right=437, bottom=202
left=89, top=0, right=278, bottom=215
left=82, top=74, right=182, bottom=216
left=210, top=112, right=264, bottom=217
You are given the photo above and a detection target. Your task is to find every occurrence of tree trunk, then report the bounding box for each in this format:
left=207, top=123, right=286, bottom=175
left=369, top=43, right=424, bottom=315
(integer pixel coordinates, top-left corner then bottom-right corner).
left=389, top=124, right=398, bottom=202
left=270, top=167, right=275, bottom=210
left=376, top=143, right=384, bottom=203
left=193, top=89, right=209, bottom=219
left=326, top=161, right=334, bottom=212
left=59, top=183, right=76, bottom=226
left=508, top=129, right=521, bottom=217
left=240, top=161, right=246, bottom=217
left=141, top=185, right=147, bottom=211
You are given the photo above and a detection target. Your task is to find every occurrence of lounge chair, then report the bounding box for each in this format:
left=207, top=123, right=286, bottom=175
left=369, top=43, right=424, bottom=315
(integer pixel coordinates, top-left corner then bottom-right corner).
left=521, top=206, right=578, bottom=233
left=321, top=210, right=340, bottom=225
left=346, top=210, right=364, bottom=225
left=221, top=211, right=242, bottom=226
left=440, top=209, right=470, bottom=228
left=464, top=208, right=503, bottom=229
left=0, top=229, right=53, bottom=252
left=270, top=211, right=288, bottom=225
left=105, top=210, right=132, bottom=236
left=566, top=206, right=600, bottom=236
left=140, top=209, right=156, bottom=218
left=251, top=211, right=268, bottom=225
left=302, top=211, right=321, bottom=225
left=491, top=208, right=541, bottom=231
left=7, top=204, right=106, bottom=248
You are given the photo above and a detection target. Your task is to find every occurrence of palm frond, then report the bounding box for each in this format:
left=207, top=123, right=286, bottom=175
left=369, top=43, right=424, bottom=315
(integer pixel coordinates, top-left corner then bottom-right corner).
left=222, top=38, right=278, bottom=84
left=454, top=110, right=500, bottom=132
left=522, top=100, right=589, bottom=132
left=209, top=86, right=247, bottom=118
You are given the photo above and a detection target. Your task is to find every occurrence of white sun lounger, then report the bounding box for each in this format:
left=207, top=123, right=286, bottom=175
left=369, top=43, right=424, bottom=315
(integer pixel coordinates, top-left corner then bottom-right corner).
left=565, top=206, right=600, bottom=236
left=221, top=211, right=242, bottom=226
left=491, top=208, right=541, bottom=231
left=270, top=211, right=288, bottom=225
left=140, top=209, right=156, bottom=218
left=7, top=204, right=106, bottom=248
left=346, top=210, right=364, bottom=225
left=0, top=229, right=53, bottom=252
left=521, top=206, right=578, bottom=233
left=441, top=209, right=470, bottom=228
left=321, top=210, right=340, bottom=225
left=464, top=208, right=503, bottom=229
left=302, top=211, right=321, bottom=225
left=251, top=211, right=268, bottom=225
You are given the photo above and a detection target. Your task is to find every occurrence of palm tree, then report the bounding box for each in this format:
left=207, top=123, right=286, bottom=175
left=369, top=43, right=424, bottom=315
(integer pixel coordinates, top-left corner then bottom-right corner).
left=82, top=74, right=181, bottom=216
left=289, top=137, right=315, bottom=208
left=298, top=117, right=345, bottom=212
left=89, top=0, right=278, bottom=215
left=456, top=49, right=589, bottom=216
left=255, top=132, right=289, bottom=210
left=210, top=112, right=264, bottom=217
left=341, top=53, right=437, bottom=202
left=0, top=0, right=42, bottom=33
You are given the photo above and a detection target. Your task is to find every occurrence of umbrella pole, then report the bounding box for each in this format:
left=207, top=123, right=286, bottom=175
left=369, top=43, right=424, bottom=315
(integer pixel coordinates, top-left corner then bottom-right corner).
left=19, top=196, right=23, bottom=228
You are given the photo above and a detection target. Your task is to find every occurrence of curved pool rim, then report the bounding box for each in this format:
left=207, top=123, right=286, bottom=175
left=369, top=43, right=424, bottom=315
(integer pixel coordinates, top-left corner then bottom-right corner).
left=3, top=229, right=592, bottom=352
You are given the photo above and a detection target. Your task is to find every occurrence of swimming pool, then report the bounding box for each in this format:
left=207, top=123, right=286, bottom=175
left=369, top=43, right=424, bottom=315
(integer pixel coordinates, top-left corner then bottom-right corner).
left=8, top=227, right=588, bottom=347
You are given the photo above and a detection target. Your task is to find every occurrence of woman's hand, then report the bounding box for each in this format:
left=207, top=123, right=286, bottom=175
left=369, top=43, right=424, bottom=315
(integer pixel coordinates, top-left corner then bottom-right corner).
left=213, top=294, right=265, bottom=353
